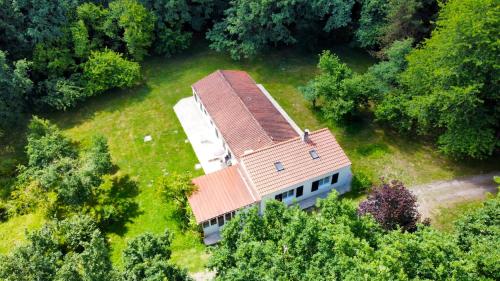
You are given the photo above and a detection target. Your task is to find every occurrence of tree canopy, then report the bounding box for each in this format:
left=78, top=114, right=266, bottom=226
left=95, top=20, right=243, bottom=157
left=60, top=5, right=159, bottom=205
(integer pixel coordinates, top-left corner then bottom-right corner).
left=210, top=191, right=500, bottom=280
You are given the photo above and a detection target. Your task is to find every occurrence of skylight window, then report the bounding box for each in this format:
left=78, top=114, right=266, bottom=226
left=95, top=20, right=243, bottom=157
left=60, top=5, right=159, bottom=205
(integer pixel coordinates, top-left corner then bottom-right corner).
left=309, top=149, right=319, bottom=159
left=274, top=162, right=284, bottom=172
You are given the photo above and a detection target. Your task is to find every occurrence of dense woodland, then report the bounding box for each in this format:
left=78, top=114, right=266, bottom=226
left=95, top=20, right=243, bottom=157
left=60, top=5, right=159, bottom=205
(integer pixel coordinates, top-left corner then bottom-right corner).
left=0, top=0, right=499, bottom=280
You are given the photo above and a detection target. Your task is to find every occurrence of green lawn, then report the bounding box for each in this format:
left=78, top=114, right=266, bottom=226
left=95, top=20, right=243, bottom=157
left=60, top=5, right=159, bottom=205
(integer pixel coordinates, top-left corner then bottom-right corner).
left=0, top=43, right=497, bottom=271
left=432, top=200, right=484, bottom=232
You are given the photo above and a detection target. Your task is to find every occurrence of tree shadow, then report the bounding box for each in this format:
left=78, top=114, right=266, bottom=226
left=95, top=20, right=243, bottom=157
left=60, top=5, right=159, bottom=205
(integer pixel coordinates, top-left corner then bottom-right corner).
left=102, top=173, right=143, bottom=235
left=46, top=84, right=153, bottom=131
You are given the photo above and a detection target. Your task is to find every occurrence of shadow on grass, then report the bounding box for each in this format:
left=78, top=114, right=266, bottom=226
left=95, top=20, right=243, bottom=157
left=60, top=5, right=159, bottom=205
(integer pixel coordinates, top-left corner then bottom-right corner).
left=101, top=174, right=143, bottom=236
left=47, top=84, right=153, bottom=131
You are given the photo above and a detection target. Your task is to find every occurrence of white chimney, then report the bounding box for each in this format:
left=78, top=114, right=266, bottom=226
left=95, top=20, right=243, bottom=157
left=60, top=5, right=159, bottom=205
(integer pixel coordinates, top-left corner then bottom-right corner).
left=302, top=129, right=310, bottom=142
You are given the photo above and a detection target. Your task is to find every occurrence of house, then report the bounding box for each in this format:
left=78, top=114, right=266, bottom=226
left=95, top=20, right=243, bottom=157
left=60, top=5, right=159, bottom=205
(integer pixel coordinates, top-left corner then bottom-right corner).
left=174, top=70, right=352, bottom=244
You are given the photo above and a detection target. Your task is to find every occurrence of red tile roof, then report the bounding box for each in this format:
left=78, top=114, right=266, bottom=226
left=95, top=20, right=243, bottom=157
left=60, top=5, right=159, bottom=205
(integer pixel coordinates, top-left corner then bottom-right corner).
left=240, top=128, right=351, bottom=196
left=192, top=70, right=298, bottom=157
left=189, top=165, right=259, bottom=223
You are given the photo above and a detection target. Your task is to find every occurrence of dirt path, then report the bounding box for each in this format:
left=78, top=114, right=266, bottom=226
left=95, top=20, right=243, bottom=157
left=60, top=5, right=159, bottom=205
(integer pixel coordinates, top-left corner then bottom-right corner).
left=411, top=172, right=499, bottom=219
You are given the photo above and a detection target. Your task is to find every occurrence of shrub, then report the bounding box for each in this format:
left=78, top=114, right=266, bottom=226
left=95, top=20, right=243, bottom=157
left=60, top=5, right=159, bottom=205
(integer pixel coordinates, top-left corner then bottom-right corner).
left=358, top=179, right=421, bottom=231
left=351, top=172, right=372, bottom=194
left=83, top=49, right=141, bottom=95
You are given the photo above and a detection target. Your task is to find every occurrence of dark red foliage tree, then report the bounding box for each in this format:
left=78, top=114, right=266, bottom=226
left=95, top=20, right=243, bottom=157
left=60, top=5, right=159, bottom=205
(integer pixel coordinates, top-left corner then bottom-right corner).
left=358, top=179, right=421, bottom=232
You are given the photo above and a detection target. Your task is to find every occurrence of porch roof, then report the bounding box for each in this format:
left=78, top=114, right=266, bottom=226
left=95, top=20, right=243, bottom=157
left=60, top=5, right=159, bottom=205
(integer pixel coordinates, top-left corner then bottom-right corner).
left=189, top=165, right=259, bottom=223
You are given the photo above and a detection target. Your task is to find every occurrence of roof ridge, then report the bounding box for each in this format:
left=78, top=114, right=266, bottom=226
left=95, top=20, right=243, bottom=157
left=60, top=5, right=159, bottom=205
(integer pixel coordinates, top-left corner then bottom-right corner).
left=218, top=70, right=274, bottom=144
left=240, top=128, right=332, bottom=157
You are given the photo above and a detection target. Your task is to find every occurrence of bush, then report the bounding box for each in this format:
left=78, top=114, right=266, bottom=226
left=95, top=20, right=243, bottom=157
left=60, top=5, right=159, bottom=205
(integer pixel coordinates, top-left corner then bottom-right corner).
left=83, top=49, right=141, bottom=95
left=351, top=172, right=372, bottom=193
left=358, top=179, right=421, bottom=232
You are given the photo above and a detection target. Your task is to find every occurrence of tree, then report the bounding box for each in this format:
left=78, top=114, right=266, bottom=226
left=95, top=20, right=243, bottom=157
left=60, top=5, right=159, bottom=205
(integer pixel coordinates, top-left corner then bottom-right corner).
left=83, top=49, right=141, bottom=95
left=300, top=51, right=378, bottom=122
left=157, top=172, right=196, bottom=228
left=356, top=0, right=438, bottom=49
left=122, top=229, right=191, bottom=281
left=24, top=116, right=76, bottom=170
left=210, top=192, right=484, bottom=280
left=392, top=0, right=499, bottom=159
left=106, top=0, right=155, bottom=61
left=454, top=190, right=499, bottom=280
left=0, top=0, right=30, bottom=59
left=355, top=0, right=389, bottom=48
left=207, top=0, right=355, bottom=59
left=0, top=51, right=32, bottom=136
left=0, top=215, right=116, bottom=281
left=140, top=0, right=192, bottom=56
left=380, top=0, right=438, bottom=48
left=38, top=75, right=87, bottom=111
left=358, top=179, right=421, bottom=231
left=16, top=118, right=138, bottom=226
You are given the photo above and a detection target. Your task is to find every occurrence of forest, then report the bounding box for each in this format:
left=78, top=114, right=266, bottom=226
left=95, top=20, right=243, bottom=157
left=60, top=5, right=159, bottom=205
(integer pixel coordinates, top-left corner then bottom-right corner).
left=0, top=0, right=499, bottom=280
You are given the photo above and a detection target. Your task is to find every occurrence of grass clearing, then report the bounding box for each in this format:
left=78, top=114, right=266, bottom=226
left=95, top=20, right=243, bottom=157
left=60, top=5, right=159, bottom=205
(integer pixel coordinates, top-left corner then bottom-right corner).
left=0, top=42, right=497, bottom=271
left=432, top=200, right=484, bottom=232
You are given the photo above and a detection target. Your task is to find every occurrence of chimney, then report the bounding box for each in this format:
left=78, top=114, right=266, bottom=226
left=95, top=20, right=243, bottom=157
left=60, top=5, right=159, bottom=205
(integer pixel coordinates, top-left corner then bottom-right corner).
left=302, top=129, right=310, bottom=142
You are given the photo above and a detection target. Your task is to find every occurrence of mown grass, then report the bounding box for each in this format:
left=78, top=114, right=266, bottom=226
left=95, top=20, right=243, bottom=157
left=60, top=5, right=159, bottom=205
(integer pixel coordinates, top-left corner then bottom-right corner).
left=0, top=42, right=497, bottom=271
left=432, top=200, right=484, bottom=232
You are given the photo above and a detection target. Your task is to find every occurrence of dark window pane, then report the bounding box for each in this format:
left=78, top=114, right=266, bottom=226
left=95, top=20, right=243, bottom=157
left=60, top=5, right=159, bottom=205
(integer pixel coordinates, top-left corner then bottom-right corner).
left=312, top=180, right=319, bottom=192
left=225, top=213, right=231, bottom=221
left=218, top=216, right=224, bottom=226
left=275, top=193, right=283, bottom=201
left=296, top=186, right=303, bottom=197
left=331, top=173, right=339, bottom=184
left=210, top=218, right=217, bottom=225
left=203, top=221, right=209, bottom=228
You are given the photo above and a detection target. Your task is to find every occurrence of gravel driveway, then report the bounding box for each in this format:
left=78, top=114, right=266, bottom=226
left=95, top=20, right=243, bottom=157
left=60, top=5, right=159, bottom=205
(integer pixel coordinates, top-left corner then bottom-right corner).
left=411, top=172, right=499, bottom=219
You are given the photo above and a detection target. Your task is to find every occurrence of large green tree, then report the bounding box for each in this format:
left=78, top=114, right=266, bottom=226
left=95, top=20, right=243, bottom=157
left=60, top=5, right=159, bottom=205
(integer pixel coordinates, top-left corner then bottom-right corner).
left=106, top=0, right=155, bottom=61
left=207, top=0, right=355, bottom=59
left=210, top=192, right=492, bottom=280
left=356, top=0, right=438, bottom=49
left=0, top=51, right=32, bottom=136
left=122, top=229, right=192, bottom=280
left=140, top=0, right=192, bottom=57
left=382, top=0, right=499, bottom=158
left=0, top=215, right=116, bottom=281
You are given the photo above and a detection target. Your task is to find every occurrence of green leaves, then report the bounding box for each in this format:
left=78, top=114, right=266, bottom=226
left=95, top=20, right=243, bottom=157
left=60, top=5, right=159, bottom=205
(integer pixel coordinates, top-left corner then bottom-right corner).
left=83, top=49, right=141, bottom=95
left=398, top=0, right=499, bottom=159
left=207, top=0, right=355, bottom=59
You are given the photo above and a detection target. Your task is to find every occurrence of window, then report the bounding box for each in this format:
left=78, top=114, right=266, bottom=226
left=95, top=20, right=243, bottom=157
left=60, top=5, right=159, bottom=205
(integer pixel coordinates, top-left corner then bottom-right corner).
left=215, top=129, right=219, bottom=138
left=319, top=176, right=330, bottom=186
left=311, top=180, right=319, bottom=192
left=218, top=216, right=224, bottom=226
left=210, top=218, right=217, bottom=226
left=309, top=149, right=319, bottom=159
left=331, top=173, right=339, bottom=184
left=276, top=189, right=295, bottom=201
left=274, top=162, right=284, bottom=171
left=275, top=193, right=283, bottom=201
left=225, top=213, right=232, bottom=221
left=296, top=186, right=303, bottom=197
left=283, top=189, right=294, bottom=199
left=202, top=221, right=209, bottom=228
left=194, top=94, right=198, bottom=102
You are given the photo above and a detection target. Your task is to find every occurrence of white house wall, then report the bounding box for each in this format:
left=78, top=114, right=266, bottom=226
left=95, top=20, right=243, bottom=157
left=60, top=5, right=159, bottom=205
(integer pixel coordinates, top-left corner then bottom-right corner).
left=259, top=165, right=352, bottom=213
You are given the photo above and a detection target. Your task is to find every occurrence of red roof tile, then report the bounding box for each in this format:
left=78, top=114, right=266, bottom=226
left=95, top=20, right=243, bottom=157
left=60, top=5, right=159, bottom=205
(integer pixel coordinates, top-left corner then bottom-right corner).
left=192, top=70, right=298, bottom=157
left=189, top=165, right=259, bottom=223
left=240, top=128, right=351, bottom=196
